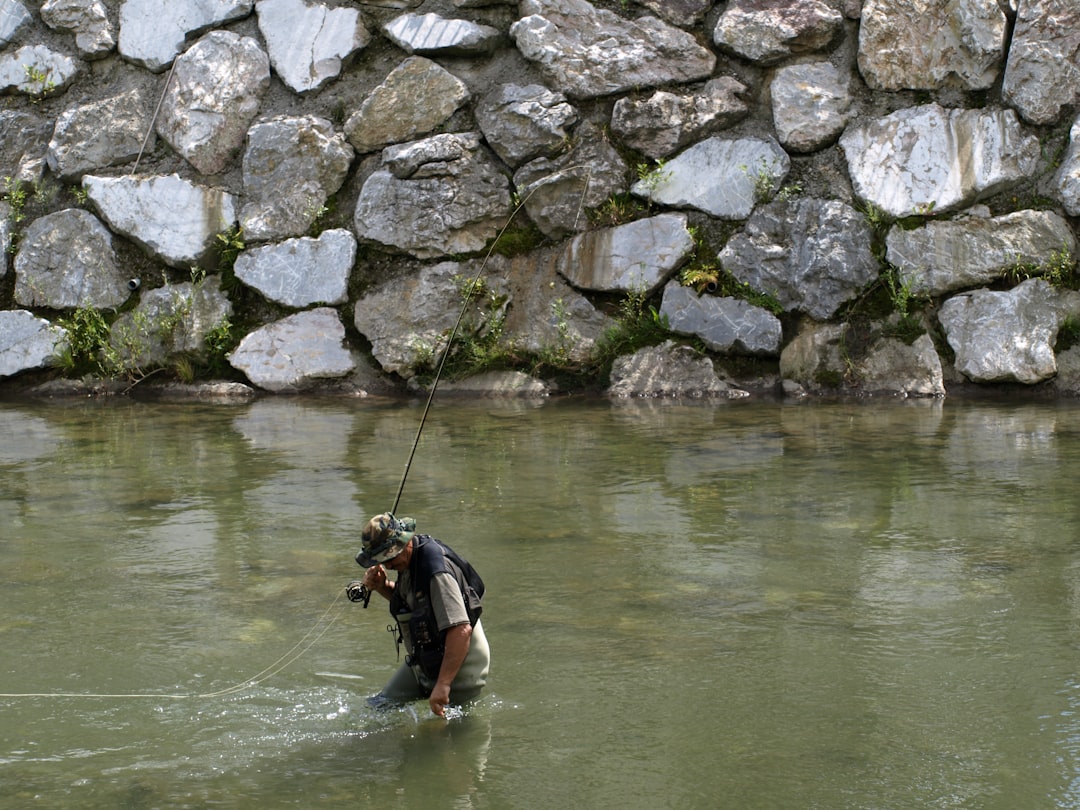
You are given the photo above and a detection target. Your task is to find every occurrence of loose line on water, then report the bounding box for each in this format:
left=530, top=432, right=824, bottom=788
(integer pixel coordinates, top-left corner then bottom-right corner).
left=0, top=590, right=346, bottom=701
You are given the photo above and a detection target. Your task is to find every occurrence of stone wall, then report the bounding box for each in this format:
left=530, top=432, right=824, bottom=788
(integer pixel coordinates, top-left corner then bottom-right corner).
left=1, top=0, right=1079, bottom=399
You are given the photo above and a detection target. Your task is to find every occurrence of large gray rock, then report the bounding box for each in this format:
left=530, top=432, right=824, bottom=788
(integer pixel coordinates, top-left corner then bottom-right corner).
left=1056, top=115, right=1080, bottom=217
left=607, top=340, right=746, bottom=398
left=0, top=110, right=52, bottom=182
left=857, top=0, right=1006, bottom=90
left=1002, top=0, right=1080, bottom=125
left=344, top=57, right=470, bottom=155
left=840, top=104, right=1040, bottom=218
left=630, top=135, right=790, bottom=219
left=355, top=132, right=511, bottom=258
left=611, top=77, right=750, bottom=161
left=353, top=260, right=511, bottom=378
left=0, top=310, right=66, bottom=378
left=721, top=198, right=877, bottom=321
left=0, top=45, right=79, bottom=96
left=770, top=62, right=852, bottom=153
left=886, top=209, right=1079, bottom=296
left=660, top=281, right=782, bottom=356
left=510, top=0, right=716, bottom=99
left=156, top=31, right=270, bottom=175
left=40, top=0, right=114, bottom=59
left=109, top=278, right=232, bottom=369
left=714, top=0, right=844, bottom=66
left=233, top=229, right=355, bottom=308
left=14, top=209, right=129, bottom=309
left=939, top=278, right=1080, bottom=385
left=489, top=251, right=612, bottom=363
left=0, top=0, right=30, bottom=47
left=256, top=0, right=370, bottom=94
left=84, top=173, right=238, bottom=267
left=475, top=83, right=578, bottom=168
left=383, top=12, right=502, bottom=56
left=48, top=87, right=156, bottom=179
left=228, top=307, right=356, bottom=392
left=240, top=115, right=353, bottom=243
left=118, top=0, right=254, bottom=72
left=858, top=333, right=945, bottom=397
left=557, top=213, right=694, bottom=295
left=513, top=122, right=628, bottom=239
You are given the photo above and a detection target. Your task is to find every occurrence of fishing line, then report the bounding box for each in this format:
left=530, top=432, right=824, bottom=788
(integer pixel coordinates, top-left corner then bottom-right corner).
left=390, top=165, right=591, bottom=514
left=0, top=591, right=345, bottom=700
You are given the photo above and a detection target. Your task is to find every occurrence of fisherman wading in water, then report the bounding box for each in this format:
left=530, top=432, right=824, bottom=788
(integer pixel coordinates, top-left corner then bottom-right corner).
left=348, top=514, right=490, bottom=717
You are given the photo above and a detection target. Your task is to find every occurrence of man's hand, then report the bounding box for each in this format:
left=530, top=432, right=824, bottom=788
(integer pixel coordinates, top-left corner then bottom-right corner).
left=362, top=564, right=387, bottom=592
left=429, top=682, right=451, bottom=717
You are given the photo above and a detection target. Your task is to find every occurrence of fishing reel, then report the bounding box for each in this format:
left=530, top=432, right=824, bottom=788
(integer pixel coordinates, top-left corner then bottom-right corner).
left=346, top=580, right=372, bottom=608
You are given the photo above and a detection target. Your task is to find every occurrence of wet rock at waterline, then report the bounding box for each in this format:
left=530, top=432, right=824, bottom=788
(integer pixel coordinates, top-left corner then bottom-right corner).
left=83, top=174, right=237, bottom=268
left=240, top=115, right=353, bottom=243
left=383, top=12, right=502, bottom=57
left=256, top=0, right=371, bottom=94
left=354, top=132, right=511, bottom=258
left=719, top=198, right=878, bottom=321
left=660, top=282, right=782, bottom=357
left=109, top=278, right=233, bottom=370
left=713, top=0, right=844, bottom=66
left=0, top=310, right=66, bottom=379
left=610, top=77, right=750, bottom=161
left=232, top=229, right=355, bottom=308
left=432, top=370, right=552, bottom=397
left=780, top=322, right=946, bottom=397
left=630, top=136, right=790, bottom=220
left=840, top=104, right=1040, bottom=219
left=886, top=209, right=1079, bottom=297
left=510, top=0, right=716, bottom=99
left=155, top=31, right=270, bottom=176
left=344, top=57, right=470, bottom=155
left=607, top=341, right=748, bottom=399
left=557, top=213, right=695, bottom=295
left=13, top=209, right=128, bottom=309
left=48, top=87, right=157, bottom=179
left=939, top=279, right=1080, bottom=385
left=40, top=0, right=114, bottom=59
left=117, top=0, right=254, bottom=72
left=227, top=308, right=356, bottom=393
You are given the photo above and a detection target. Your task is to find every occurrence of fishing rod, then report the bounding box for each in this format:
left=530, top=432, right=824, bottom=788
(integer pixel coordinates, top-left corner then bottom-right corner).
left=344, top=171, right=579, bottom=609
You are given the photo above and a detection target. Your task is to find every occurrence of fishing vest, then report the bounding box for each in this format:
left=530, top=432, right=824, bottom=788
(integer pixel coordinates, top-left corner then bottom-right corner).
left=388, top=535, right=485, bottom=680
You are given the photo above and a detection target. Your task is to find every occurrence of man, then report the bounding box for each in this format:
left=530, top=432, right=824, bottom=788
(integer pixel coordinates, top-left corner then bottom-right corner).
left=349, top=513, right=490, bottom=717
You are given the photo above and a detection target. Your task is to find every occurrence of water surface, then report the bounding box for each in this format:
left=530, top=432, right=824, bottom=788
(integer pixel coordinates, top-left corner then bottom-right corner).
left=3, top=395, right=1080, bottom=808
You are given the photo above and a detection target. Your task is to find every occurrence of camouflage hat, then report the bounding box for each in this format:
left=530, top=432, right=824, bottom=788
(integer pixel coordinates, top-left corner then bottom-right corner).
left=355, top=513, right=416, bottom=568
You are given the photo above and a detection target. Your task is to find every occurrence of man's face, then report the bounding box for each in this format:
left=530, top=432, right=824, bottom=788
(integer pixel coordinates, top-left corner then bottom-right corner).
left=383, top=541, right=412, bottom=572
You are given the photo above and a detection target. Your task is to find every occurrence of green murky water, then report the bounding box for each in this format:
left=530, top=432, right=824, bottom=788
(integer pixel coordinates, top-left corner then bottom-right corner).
left=3, top=395, right=1080, bottom=809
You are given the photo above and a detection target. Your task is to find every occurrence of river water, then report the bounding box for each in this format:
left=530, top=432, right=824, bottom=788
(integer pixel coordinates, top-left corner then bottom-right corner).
left=2, top=394, right=1080, bottom=809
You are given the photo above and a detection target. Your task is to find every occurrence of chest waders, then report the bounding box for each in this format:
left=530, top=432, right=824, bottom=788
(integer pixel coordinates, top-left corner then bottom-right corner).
left=387, top=535, right=485, bottom=681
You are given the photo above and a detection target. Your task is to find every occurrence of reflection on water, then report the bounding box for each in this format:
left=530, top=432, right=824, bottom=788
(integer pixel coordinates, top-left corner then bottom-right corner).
left=3, top=396, right=1080, bottom=808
